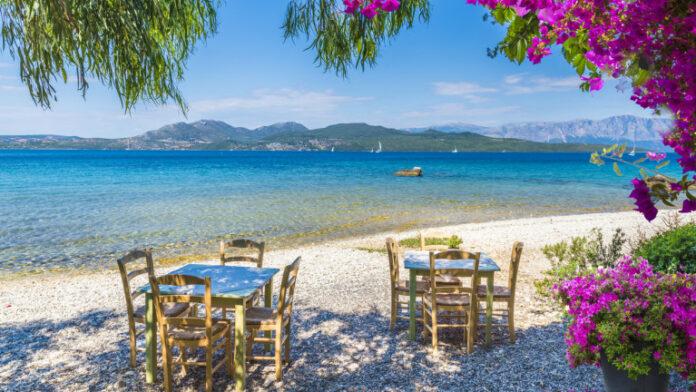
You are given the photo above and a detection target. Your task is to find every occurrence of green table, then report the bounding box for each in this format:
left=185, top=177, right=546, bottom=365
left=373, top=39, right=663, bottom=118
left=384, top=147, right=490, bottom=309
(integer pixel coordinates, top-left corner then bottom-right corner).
left=403, top=251, right=500, bottom=345
left=137, top=263, right=279, bottom=391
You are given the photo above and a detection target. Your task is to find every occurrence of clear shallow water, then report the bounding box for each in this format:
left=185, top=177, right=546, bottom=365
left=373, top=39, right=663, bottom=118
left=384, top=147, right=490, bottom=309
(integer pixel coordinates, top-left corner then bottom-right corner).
left=0, top=150, right=649, bottom=273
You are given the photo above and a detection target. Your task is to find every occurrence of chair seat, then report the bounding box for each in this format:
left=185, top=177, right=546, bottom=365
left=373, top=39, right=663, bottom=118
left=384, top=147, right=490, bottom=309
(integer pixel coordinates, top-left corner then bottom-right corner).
left=168, top=321, right=229, bottom=341
left=423, top=274, right=462, bottom=286
left=477, top=285, right=512, bottom=298
left=133, top=302, right=189, bottom=321
left=395, top=279, right=428, bottom=293
left=245, top=307, right=278, bottom=326
left=423, top=293, right=471, bottom=307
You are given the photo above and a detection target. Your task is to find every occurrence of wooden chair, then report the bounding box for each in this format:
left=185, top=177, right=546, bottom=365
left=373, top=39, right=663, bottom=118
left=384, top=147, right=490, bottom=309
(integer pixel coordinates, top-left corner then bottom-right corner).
left=418, top=233, right=462, bottom=287
left=422, top=250, right=481, bottom=353
left=244, top=257, right=301, bottom=381
left=386, top=238, right=427, bottom=330
left=117, top=249, right=189, bottom=368
left=477, top=242, right=524, bottom=343
left=219, top=239, right=266, bottom=316
left=150, top=274, right=233, bottom=392
left=220, top=239, right=265, bottom=268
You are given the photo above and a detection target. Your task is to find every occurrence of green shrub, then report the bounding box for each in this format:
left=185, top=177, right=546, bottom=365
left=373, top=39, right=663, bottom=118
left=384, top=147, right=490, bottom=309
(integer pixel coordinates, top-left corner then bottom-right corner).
left=633, top=223, right=696, bottom=273
left=535, top=228, right=627, bottom=297
left=398, top=235, right=463, bottom=249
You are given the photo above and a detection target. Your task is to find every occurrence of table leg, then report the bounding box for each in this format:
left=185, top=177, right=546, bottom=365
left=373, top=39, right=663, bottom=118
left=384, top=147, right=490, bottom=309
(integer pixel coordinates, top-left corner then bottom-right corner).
left=264, top=282, right=273, bottom=352
left=486, top=274, right=494, bottom=347
left=145, top=293, right=157, bottom=383
left=234, top=302, right=246, bottom=392
left=408, top=269, right=417, bottom=341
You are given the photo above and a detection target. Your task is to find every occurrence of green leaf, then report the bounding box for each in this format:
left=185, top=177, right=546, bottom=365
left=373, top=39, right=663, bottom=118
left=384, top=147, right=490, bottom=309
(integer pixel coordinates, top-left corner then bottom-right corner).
left=633, top=157, right=647, bottom=164
left=655, top=160, right=670, bottom=170
left=613, top=162, right=623, bottom=176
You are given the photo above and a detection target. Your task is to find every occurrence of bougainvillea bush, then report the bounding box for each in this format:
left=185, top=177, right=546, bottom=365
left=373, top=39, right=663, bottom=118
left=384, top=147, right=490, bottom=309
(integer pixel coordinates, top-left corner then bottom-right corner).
left=331, top=0, right=696, bottom=221
left=554, top=257, right=696, bottom=380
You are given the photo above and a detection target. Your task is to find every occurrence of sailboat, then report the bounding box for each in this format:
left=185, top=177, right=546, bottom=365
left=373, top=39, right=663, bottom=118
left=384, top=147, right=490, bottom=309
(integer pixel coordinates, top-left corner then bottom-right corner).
left=375, top=141, right=382, bottom=153
left=628, top=130, right=636, bottom=156
left=370, top=148, right=374, bottom=153
left=452, top=147, right=458, bottom=153
left=331, top=146, right=335, bottom=152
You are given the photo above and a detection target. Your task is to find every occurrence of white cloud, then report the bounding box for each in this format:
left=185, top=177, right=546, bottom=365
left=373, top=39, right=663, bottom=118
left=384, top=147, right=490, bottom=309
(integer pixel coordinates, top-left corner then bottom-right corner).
left=503, top=73, right=579, bottom=94
left=191, top=88, right=371, bottom=114
left=402, top=103, right=518, bottom=119
left=433, top=81, right=498, bottom=96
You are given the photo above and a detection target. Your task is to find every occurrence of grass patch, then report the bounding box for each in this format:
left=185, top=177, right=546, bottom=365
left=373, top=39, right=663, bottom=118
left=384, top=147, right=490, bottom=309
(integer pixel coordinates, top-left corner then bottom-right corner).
left=398, top=235, right=462, bottom=249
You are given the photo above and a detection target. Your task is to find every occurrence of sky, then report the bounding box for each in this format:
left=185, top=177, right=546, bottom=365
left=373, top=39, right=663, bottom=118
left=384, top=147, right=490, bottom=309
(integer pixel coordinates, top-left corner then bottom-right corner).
left=0, top=1, right=658, bottom=138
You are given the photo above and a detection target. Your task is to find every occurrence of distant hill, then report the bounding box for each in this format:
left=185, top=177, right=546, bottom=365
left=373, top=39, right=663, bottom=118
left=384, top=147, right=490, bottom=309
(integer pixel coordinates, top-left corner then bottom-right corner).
left=1, top=115, right=663, bottom=152
left=263, top=123, right=602, bottom=152
left=410, top=115, right=672, bottom=151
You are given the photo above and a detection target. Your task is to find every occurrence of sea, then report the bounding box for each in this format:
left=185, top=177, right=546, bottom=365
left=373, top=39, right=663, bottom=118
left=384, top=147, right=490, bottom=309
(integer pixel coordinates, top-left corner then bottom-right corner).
left=0, top=150, right=659, bottom=274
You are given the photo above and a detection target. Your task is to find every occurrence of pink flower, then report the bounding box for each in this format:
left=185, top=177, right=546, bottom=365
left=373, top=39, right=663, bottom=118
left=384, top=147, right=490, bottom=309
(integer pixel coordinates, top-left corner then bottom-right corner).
left=343, top=0, right=361, bottom=14
left=681, top=199, right=696, bottom=213
left=646, top=152, right=667, bottom=161
left=581, top=76, right=604, bottom=92
left=629, top=178, right=658, bottom=221
left=381, top=0, right=400, bottom=12
left=360, top=2, right=378, bottom=18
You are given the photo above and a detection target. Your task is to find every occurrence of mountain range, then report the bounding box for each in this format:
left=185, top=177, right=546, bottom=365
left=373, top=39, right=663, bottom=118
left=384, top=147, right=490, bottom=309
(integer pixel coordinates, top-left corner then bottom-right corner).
left=405, top=115, right=672, bottom=150
left=0, top=115, right=671, bottom=152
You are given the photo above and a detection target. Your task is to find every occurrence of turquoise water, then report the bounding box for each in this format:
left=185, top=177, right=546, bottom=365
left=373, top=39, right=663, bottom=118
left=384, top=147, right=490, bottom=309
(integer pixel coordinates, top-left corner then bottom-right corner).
left=0, top=150, right=649, bottom=273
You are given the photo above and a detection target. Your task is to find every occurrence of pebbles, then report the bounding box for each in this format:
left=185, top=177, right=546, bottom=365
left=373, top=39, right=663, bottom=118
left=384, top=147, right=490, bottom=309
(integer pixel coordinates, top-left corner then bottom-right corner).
left=0, top=211, right=692, bottom=391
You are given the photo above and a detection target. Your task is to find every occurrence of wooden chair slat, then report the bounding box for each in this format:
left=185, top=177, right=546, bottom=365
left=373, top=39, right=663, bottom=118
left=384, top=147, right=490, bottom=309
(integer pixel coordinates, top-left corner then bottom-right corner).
left=245, top=257, right=300, bottom=382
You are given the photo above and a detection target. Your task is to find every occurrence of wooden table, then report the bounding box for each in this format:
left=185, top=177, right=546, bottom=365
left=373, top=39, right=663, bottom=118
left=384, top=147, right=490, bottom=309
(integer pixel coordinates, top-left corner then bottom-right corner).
left=403, top=251, right=500, bottom=345
left=137, top=263, right=280, bottom=391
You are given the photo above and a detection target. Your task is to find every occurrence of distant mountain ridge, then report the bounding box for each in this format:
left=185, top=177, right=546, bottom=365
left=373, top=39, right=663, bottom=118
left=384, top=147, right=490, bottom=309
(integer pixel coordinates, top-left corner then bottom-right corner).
left=0, top=115, right=667, bottom=152
left=406, top=115, right=672, bottom=151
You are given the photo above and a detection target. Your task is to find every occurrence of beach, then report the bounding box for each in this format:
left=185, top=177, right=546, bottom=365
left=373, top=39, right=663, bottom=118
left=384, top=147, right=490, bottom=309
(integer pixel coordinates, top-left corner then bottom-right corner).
left=1, top=210, right=692, bottom=391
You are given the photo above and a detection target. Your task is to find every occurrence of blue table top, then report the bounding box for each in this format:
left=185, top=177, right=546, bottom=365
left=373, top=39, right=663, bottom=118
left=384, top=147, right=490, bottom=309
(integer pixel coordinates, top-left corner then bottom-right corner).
left=403, top=250, right=500, bottom=272
left=137, top=263, right=280, bottom=299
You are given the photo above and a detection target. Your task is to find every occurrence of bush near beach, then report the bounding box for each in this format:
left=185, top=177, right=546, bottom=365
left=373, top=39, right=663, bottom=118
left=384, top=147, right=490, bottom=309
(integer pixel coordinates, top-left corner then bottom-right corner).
left=633, top=223, right=696, bottom=274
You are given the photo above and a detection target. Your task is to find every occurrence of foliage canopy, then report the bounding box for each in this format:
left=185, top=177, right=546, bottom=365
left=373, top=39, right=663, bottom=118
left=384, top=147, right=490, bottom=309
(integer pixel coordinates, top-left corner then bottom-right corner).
left=0, top=0, right=218, bottom=111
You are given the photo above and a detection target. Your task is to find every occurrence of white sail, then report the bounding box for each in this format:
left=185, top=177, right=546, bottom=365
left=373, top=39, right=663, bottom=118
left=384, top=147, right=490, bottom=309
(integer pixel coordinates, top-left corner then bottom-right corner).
left=452, top=147, right=458, bottom=153
left=331, top=146, right=334, bottom=152
left=376, top=141, right=382, bottom=153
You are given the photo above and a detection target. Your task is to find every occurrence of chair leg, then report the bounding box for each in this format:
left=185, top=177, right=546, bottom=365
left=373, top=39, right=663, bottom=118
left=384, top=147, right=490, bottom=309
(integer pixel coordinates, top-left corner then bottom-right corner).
left=508, top=301, right=516, bottom=343
left=226, top=328, right=234, bottom=377
left=205, top=344, right=213, bottom=392
left=274, top=326, right=283, bottom=381
left=246, top=328, right=255, bottom=359
left=162, top=341, right=173, bottom=392
left=128, top=326, right=137, bottom=368
left=389, top=291, right=397, bottom=330
left=284, top=320, right=291, bottom=364
left=180, top=345, right=189, bottom=376
left=431, top=312, right=438, bottom=352
left=466, top=313, right=475, bottom=354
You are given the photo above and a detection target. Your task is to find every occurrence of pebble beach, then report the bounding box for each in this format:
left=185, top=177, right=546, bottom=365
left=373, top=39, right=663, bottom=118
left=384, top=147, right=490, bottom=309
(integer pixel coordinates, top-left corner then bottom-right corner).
left=1, top=211, right=693, bottom=391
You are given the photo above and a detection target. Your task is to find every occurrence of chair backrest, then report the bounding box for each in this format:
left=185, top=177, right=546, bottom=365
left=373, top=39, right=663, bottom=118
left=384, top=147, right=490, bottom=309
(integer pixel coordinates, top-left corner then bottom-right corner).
left=150, top=274, right=213, bottom=339
left=508, top=242, right=524, bottom=296
left=429, top=250, right=481, bottom=296
left=277, top=257, right=301, bottom=320
left=220, top=239, right=265, bottom=268
left=419, top=232, right=450, bottom=251
left=385, top=238, right=400, bottom=289
left=117, top=249, right=155, bottom=320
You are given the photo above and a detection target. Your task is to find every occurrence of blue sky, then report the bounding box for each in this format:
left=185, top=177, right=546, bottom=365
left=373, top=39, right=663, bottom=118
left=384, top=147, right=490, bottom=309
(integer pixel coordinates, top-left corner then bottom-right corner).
left=0, top=1, right=656, bottom=137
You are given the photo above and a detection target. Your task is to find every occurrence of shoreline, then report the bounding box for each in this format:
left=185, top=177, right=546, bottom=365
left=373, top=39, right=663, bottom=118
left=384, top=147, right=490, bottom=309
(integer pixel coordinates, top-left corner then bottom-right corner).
left=0, top=209, right=641, bottom=281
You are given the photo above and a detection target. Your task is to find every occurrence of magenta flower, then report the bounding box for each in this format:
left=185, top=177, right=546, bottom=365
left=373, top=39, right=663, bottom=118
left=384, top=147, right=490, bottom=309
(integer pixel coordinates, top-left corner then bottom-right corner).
left=343, top=0, right=361, bottom=14
left=581, top=76, right=604, bottom=92
left=381, top=0, right=400, bottom=12
left=681, top=199, right=696, bottom=213
left=360, top=2, right=378, bottom=19
left=629, top=178, right=658, bottom=221
left=646, top=151, right=667, bottom=161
